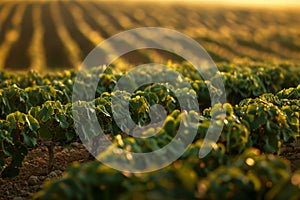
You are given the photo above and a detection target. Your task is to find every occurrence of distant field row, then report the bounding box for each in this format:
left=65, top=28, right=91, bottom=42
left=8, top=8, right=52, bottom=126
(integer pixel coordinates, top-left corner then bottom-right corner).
left=0, top=1, right=299, bottom=70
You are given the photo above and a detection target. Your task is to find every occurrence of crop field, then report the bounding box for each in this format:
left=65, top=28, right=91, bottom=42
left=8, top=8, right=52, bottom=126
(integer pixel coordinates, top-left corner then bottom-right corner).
left=0, top=0, right=300, bottom=200
left=0, top=1, right=300, bottom=70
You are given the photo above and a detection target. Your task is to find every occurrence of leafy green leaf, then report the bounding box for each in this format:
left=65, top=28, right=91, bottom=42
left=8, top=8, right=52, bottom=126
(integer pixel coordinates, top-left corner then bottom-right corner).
left=26, top=115, right=40, bottom=131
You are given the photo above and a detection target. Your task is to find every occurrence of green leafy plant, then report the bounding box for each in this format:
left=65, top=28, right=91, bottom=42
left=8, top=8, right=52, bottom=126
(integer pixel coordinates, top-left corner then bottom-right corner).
left=29, top=101, right=74, bottom=171
left=0, top=112, right=39, bottom=178
left=236, top=93, right=299, bottom=153
left=198, top=148, right=300, bottom=200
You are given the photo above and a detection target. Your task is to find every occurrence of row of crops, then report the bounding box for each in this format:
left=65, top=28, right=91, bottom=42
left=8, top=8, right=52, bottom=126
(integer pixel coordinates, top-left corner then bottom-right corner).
left=0, top=61, right=300, bottom=199
left=1, top=1, right=300, bottom=70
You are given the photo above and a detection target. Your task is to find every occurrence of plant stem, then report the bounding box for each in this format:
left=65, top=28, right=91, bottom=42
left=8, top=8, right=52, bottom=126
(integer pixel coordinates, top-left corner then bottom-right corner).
left=47, top=141, right=54, bottom=172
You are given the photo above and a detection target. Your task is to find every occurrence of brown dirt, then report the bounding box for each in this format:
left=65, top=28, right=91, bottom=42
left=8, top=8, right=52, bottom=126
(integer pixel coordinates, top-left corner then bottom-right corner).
left=0, top=141, right=299, bottom=200
left=280, top=139, right=300, bottom=172
left=0, top=142, right=90, bottom=200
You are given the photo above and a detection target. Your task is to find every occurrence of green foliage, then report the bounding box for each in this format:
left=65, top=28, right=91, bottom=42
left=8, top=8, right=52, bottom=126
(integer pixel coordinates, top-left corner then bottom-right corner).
left=276, top=84, right=300, bottom=100
left=198, top=103, right=250, bottom=155
left=29, top=101, right=74, bottom=143
left=0, top=85, right=29, bottom=117
left=198, top=148, right=300, bottom=200
left=0, top=85, right=70, bottom=119
left=33, top=140, right=226, bottom=200
left=235, top=93, right=300, bottom=153
left=34, top=147, right=300, bottom=200
left=0, top=63, right=300, bottom=198
left=0, top=112, right=39, bottom=178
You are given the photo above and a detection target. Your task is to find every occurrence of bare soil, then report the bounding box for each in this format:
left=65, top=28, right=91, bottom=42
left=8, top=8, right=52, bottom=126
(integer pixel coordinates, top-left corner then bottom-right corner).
left=0, top=142, right=90, bottom=200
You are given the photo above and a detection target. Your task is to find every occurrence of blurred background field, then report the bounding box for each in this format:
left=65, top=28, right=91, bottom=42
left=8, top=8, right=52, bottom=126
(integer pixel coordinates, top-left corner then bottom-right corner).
left=0, top=0, right=299, bottom=71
